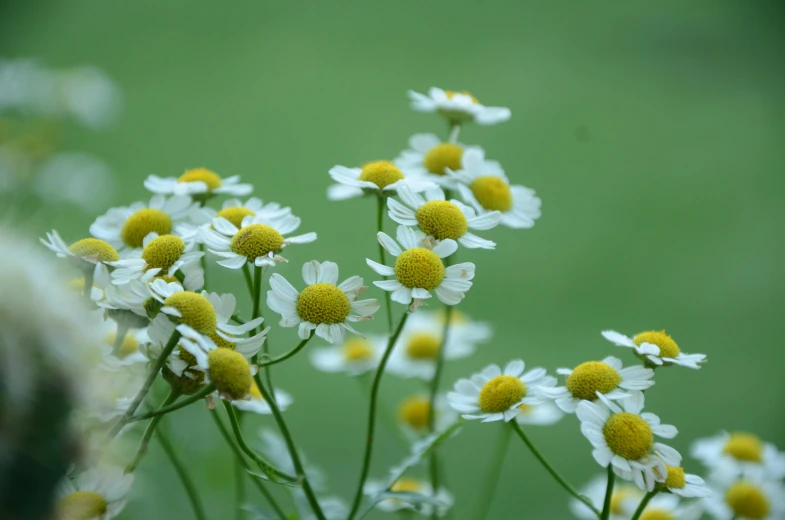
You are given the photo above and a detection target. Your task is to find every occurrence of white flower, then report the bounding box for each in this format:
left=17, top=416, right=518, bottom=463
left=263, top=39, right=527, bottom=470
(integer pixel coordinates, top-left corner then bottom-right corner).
left=388, top=185, right=500, bottom=249
left=98, top=319, right=148, bottom=368
left=232, top=383, right=293, bottom=415
left=702, top=474, right=785, bottom=520
left=396, top=394, right=457, bottom=435
left=41, top=230, right=120, bottom=269
left=144, top=167, right=252, bottom=197
left=602, top=329, right=707, bottom=369
left=89, top=194, right=199, bottom=251
left=309, top=335, right=386, bottom=376
left=627, top=494, right=704, bottom=520
left=515, top=400, right=564, bottom=426
left=546, top=356, right=654, bottom=413
left=394, top=133, right=481, bottom=189
left=408, top=87, right=511, bottom=126
left=327, top=160, right=435, bottom=201
left=576, top=392, right=681, bottom=492
left=691, top=431, right=785, bottom=481
left=108, top=232, right=202, bottom=285
left=199, top=213, right=316, bottom=269
left=655, top=463, right=712, bottom=498
left=267, top=260, right=380, bottom=345
left=447, top=360, right=556, bottom=423
left=570, top=474, right=643, bottom=520
left=364, top=477, right=453, bottom=516
left=56, top=466, right=133, bottom=520
left=368, top=225, right=474, bottom=306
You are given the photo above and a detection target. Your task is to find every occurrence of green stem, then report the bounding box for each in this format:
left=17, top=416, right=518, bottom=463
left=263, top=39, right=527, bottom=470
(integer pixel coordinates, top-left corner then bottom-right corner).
left=474, top=424, right=512, bottom=520
left=258, top=336, right=312, bottom=367
left=235, top=412, right=246, bottom=520
left=199, top=243, right=208, bottom=290
left=510, top=422, right=599, bottom=516
left=241, top=263, right=254, bottom=300
left=376, top=194, right=393, bottom=333
left=346, top=311, right=411, bottom=520
left=252, top=373, right=326, bottom=520
left=125, top=390, right=179, bottom=473
left=600, top=465, right=615, bottom=520
left=629, top=490, right=658, bottom=520
left=156, top=423, right=207, bottom=520
left=448, top=124, right=461, bottom=144
left=111, top=321, right=130, bottom=357
left=129, top=384, right=214, bottom=422
left=250, top=264, right=273, bottom=390
left=427, top=305, right=453, bottom=511
left=83, top=266, right=94, bottom=301
left=231, top=315, right=246, bottom=325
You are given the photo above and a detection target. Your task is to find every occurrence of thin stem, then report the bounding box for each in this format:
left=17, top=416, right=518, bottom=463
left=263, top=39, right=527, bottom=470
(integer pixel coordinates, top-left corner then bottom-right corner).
left=346, top=311, right=411, bottom=520
left=129, top=384, right=214, bottom=422
left=474, top=424, right=512, bottom=520
left=252, top=373, right=326, bottom=520
left=600, top=465, right=615, bottom=520
left=125, top=390, right=179, bottom=473
left=251, top=264, right=273, bottom=390
left=241, top=263, right=254, bottom=300
left=630, top=490, right=658, bottom=520
left=235, top=412, right=246, bottom=520
left=258, top=336, right=312, bottom=367
left=376, top=195, right=393, bottom=333
left=427, top=305, right=453, bottom=509
left=83, top=266, right=94, bottom=301
left=111, top=321, right=130, bottom=357
left=231, top=315, right=246, bottom=325
left=156, top=423, right=207, bottom=520
left=448, top=124, right=461, bottom=144
left=199, top=243, right=208, bottom=290
left=510, top=421, right=600, bottom=516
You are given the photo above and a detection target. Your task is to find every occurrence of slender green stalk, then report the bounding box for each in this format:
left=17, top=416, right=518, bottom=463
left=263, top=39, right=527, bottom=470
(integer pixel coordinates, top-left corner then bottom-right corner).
left=427, top=305, right=453, bottom=512
left=600, top=465, right=615, bottom=520
left=474, top=424, right=512, bottom=520
left=448, top=124, right=461, bottom=144
left=242, top=263, right=254, bottom=299
left=125, top=390, right=179, bottom=473
left=252, top=373, right=326, bottom=520
left=510, top=421, right=599, bottom=516
left=250, top=264, right=274, bottom=390
left=629, top=490, right=657, bottom=520
left=231, top=315, right=246, bottom=325
left=129, top=384, right=214, bottom=422
left=199, top=243, right=208, bottom=290
left=83, top=266, right=94, bottom=300
left=346, top=311, right=411, bottom=520
left=156, top=423, right=207, bottom=520
left=111, top=321, right=130, bottom=356
left=376, top=194, right=393, bottom=332
left=258, top=336, right=312, bottom=367
left=235, top=412, right=246, bottom=520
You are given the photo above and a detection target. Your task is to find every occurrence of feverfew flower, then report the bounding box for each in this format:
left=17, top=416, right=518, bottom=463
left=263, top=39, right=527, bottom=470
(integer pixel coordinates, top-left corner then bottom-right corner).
left=144, top=167, right=252, bottom=198
left=515, top=401, right=564, bottom=427
left=408, top=87, right=511, bottom=126
left=232, top=380, right=293, bottom=415
left=56, top=466, right=133, bottom=520
left=309, top=335, right=386, bottom=376
left=41, top=230, right=120, bottom=271
left=629, top=494, right=704, bottom=520
left=394, top=133, right=479, bottom=189
left=363, top=477, right=453, bottom=516
left=396, top=394, right=457, bottom=435
left=570, top=475, right=643, bottom=520
left=108, top=232, right=202, bottom=285
left=602, top=329, right=707, bottom=369
left=703, top=474, right=785, bottom=520
left=691, top=431, right=785, bottom=481
left=654, top=464, right=712, bottom=498
left=327, top=160, right=434, bottom=201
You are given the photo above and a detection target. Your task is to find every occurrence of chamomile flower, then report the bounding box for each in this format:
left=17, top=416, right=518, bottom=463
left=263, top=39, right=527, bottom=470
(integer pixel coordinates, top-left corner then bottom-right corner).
left=703, top=475, right=785, bottom=520
left=144, top=167, right=252, bottom=198
left=602, top=329, right=708, bottom=369
left=41, top=230, right=120, bottom=271
left=210, top=197, right=292, bottom=228
left=408, top=87, right=511, bottom=126
left=447, top=360, right=556, bottom=422
left=368, top=225, right=474, bottom=306
left=108, top=232, right=202, bottom=285
left=652, top=464, right=712, bottom=498
left=99, top=320, right=148, bottom=367
left=397, top=394, right=457, bottom=434
left=232, top=381, right=293, bottom=415
left=387, top=185, right=501, bottom=249
left=56, top=466, right=133, bottom=520
left=394, top=133, right=479, bottom=189
left=90, top=194, right=198, bottom=250
left=630, top=494, right=704, bottom=520
left=309, top=335, right=386, bottom=376
left=576, top=392, right=681, bottom=492
left=327, top=160, right=435, bottom=201
left=364, top=477, right=453, bottom=516
left=266, top=260, right=379, bottom=344
left=570, top=475, right=643, bottom=520
left=691, top=432, right=785, bottom=481
left=199, top=213, right=316, bottom=269
left=547, top=356, right=654, bottom=413
left=515, top=401, right=564, bottom=426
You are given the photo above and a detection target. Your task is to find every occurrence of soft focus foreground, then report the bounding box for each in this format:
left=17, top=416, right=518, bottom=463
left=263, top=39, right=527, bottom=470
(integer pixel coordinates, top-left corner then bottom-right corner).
left=1, top=1, right=784, bottom=519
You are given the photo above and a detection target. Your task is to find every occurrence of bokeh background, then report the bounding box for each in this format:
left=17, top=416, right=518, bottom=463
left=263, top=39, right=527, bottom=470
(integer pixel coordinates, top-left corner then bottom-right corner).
left=2, top=1, right=785, bottom=518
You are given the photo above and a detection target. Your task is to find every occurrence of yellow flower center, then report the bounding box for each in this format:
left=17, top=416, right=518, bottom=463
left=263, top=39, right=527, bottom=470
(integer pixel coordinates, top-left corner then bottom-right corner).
left=423, top=143, right=463, bottom=175
left=470, top=176, right=513, bottom=212
left=121, top=208, right=172, bottom=248
left=210, top=331, right=236, bottom=350
left=249, top=380, right=263, bottom=399
left=164, top=291, right=217, bottom=334
left=358, top=160, right=404, bottom=189
left=398, top=396, right=431, bottom=429
left=343, top=337, right=374, bottom=361
left=178, top=346, right=197, bottom=366
left=639, top=510, right=675, bottom=520
left=445, top=90, right=479, bottom=104
left=142, top=235, right=185, bottom=271
left=723, top=432, right=764, bottom=463
left=610, top=488, right=638, bottom=515
left=726, top=482, right=770, bottom=519
left=664, top=466, right=686, bottom=488
left=518, top=403, right=533, bottom=414
left=153, top=274, right=181, bottom=284
left=479, top=375, right=526, bottom=413
left=394, top=248, right=445, bottom=290
left=415, top=200, right=468, bottom=240
left=178, top=167, right=222, bottom=190
left=208, top=348, right=252, bottom=401
left=69, top=277, right=86, bottom=292
left=69, top=238, right=119, bottom=262
left=406, top=332, right=441, bottom=359
left=104, top=332, right=139, bottom=359
left=216, top=206, right=256, bottom=228
left=59, top=490, right=108, bottom=520
left=296, top=283, right=351, bottom=325
left=603, top=412, right=653, bottom=460
left=230, top=224, right=285, bottom=260
left=391, top=478, right=423, bottom=493
left=633, top=330, right=680, bottom=358
left=565, top=361, right=622, bottom=401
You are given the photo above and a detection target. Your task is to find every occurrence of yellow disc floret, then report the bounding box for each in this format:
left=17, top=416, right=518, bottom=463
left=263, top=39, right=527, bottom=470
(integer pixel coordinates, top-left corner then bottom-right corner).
left=610, top=487, right=639, bottom=515
left=415, top=200, right=468, bottom=240
left=296, top=283, right=351, bottom=324
left=726, top=482, right=769, bottom=519
left=164, top=292, right=217, bottom=334
left=142, top=235, right=185, bottom=271
left=216, top=206, right=256, bottom=228
left=178, top=167, right=222, bottom=190
left=639, top=510, right=674, bottom=520
left=230, top=224, right=285, bottom=260
left=391, top=478, right=423, bottom=493
left=602, top=412, right=653, bottom=460
left=406, top=333, right=441, bottom=359
left=394, top=248, right=445, bottom=290
left=178, top=346, right=197, bottom=366
left=69, top=238, right=119, bottom=262
left=398, top=396, right=431, bottom=429
left=249, top=380, right=263, bottom=400
left=566, top=361, right=622, bottom=401
left=358, top=161, right=404, bottom=189
left=210, top=331, right=236, bottom=350
left=121, top=208, right=172, bottom=248
left=664, top=466, right=686, bottom=489
left=723, top=432, right=764, bottom=463
left=343, top=337, right=374, bottom=361
left=470, top=176, right=513, bottom=212
left=479, top=375, right=526, bottom=413
left=633, top=330, right=680, bottom=359
left=59, top=490, right=108, bottom=519
left=445, top=90, right=479, bottom=104
left=103, top=332, right=139, bottom=359
left=423, top=143, right=463, bottom=175
left=208, top=348, right=252, bottom=401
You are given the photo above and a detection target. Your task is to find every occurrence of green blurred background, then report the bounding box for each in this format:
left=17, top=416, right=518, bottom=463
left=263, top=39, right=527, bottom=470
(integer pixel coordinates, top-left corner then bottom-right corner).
left=2, top=1, right=785, bottom=518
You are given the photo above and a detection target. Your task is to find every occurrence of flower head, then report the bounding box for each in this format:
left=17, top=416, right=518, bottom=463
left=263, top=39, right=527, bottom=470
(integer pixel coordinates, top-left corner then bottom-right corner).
left=363, top=477, right=453, bottom=516
left=41, top=231, right=120, bottom=272
left=327, top=160, right=435, bottom=201
left=309, top=335, right=386, bottom=376
left=108, top=232, right=202, bottom=285
left=144, top=167, right=252, bottom=198
left=232, top=382, right=293, bottom=415
left=691, top=431, right=785, bottom=481
left=570, top=475, right=643, bottom=520
left=408, top=87, right=510, bottom=126
left=394, top=133, right=479, bottom=189
left=56, top=466, right=133, bottom=520
left=703, top=474, right=785, bottom=520
left=602, top=329, right=707, bottom=369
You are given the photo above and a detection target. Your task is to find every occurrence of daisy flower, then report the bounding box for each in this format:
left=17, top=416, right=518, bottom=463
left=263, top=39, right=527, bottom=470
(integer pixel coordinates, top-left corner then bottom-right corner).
left=387, top=185, right=501, bottom=249
left=99, top=319, right=148, bottom=367
left=368, top=225, right=474, bottom=306
left=56, top=466, right=133, bottom=520
left=576, top=392, right=681, bottom=492
left=396, top=394, right=457, bottom=435
left=652, top=463, right=712, bottom=498
left=364, top=477, right=453, bottom=516
left=408, top=87, right=511, bottom=126
left=327, top=160, right=435, bottom=201
left=108, top=232, right=202, bottom=285
left=199, top=213, right=316, bottom=269
left=41, top=230, right=120, bottom=270
left=546, top=356, right=654, bottom=413
left=570, top=475, right=643, bottom=520
left=628, top=494, right=704, bottom=520
left=691, top=431, right=785, bottom=481
left=90, top=194, right=198, bottom=251
left=209, top=197, right=292, bottom=227
left=602, top=329, right=708, bottom=369
left=232, top=381, right=293, bottom=415
left=515, top=401, right=564, bottom=427
left=394, top=133, right=480, bottom=189
left=447, top=360, right=556, bottom=422
left=703, top=474, right=785, bottom=520
left=144, top=167, right=252, bottom=198
left=309, top=335, right=386, bottom=376
left=267, top=260, right=380, bottom=344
